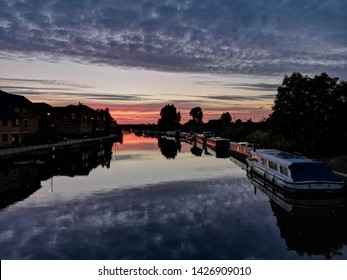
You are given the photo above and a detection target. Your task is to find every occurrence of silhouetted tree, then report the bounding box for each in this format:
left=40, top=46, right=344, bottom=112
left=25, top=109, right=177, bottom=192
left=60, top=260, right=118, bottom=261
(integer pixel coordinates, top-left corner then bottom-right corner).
left=158, top=104, right=181, bottom=129
left=189, top=107, right=203, bottom=125
left=220, top=112, right=232, bottom=125
left=270, top=72, right=347, bottom=156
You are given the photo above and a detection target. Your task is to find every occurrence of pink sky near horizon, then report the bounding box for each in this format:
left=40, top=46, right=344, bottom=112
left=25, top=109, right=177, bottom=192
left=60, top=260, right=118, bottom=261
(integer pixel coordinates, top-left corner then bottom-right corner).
left=0, top=58, right=277, bottom=124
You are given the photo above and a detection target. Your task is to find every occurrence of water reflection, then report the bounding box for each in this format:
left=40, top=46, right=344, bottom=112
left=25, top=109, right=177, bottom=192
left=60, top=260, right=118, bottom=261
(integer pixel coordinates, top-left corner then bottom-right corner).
left=190, top=144, right=203, bottom=157
left=0, top=139, right=115, bottom=209
left=1, top=133, right=347, bottom=260
left=157, top=137, right=181, bottom=159
left=246, top=161, right=347, bottom=259
left=0, top=163, right=41, bottom=210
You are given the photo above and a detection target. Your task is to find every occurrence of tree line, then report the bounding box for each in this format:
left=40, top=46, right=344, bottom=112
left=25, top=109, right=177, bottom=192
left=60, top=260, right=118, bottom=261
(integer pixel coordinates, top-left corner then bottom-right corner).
left=158, top=105, right=234, bottom=130
left=156, top=72, right=347, bottom=157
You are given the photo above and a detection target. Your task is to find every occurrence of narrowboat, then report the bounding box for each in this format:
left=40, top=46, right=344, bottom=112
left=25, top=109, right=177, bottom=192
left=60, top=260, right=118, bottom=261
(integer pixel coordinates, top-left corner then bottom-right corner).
left=195, top=132, right=215, bottom=146
left=246, top=149, right=344, bottom=192
left=206, top=137, right=230, bottom=152
left=229, top=142, right=255, bottom=159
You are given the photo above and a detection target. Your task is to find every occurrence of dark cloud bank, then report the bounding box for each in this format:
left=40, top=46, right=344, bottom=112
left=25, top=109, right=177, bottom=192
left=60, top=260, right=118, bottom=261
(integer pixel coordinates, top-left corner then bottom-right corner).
left=0, top=0, right=346, bottom=78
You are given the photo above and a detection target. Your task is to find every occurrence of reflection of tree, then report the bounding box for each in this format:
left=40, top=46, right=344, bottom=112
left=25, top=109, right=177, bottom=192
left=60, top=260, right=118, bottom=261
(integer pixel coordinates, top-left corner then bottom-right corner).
left=190, top=144, right=203, bottom=157
left=271, top=201, right=347, bottom=259
left=248, top=174, right=347, bottom=259
left=158, top=137, right=181, bottom=159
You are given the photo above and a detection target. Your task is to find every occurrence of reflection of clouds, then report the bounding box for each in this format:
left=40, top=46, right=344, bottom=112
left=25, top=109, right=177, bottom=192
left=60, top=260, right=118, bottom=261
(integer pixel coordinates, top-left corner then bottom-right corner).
left=0, top=177, right=284, bottom=259
left=2, top=172, right=346, bottom=259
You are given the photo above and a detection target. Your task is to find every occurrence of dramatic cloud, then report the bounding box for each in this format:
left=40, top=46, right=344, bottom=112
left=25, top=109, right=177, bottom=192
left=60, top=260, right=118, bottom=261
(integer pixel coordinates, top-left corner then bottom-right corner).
left=200, top=94, right=276, bottom=101
left=0, top=0, right=346, bottom=77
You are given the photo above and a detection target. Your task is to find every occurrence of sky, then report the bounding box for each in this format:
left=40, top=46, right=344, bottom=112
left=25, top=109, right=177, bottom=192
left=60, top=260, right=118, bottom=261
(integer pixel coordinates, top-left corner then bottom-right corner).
left=0, top=0, right=346, bottom=124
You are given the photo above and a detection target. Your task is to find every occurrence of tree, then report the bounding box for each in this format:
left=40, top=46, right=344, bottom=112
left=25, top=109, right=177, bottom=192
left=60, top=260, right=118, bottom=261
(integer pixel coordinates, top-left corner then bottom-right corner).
left=158, top=104, right=181, bottom=129
left=189, top=107, right=203, bottom=124
left=220, top=112, right=232, bottom=125
left=269, top=72, right=347, bottom=156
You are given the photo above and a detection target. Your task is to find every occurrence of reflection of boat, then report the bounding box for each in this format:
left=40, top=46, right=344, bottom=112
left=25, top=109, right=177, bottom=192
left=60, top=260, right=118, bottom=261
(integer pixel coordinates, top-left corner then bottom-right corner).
left=248, top=173, right=347, bottom=259
left=248, top=172, right=345, bottom=215
left=190, top=144, right=203, bottom=157
left=246, top=149, right=344, bottom=193
left=165, top=131, right=179, bottom=141
left=185, top=133, right=196, bottom=144
left=205, top=137, right=230, bottom=158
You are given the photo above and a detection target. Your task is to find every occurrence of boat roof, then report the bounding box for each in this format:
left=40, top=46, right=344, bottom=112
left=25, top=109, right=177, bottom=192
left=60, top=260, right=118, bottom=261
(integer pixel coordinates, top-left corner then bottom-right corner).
left=251, top=149, right=312, bottom=166
left=208, top=137, right=229, bottom=141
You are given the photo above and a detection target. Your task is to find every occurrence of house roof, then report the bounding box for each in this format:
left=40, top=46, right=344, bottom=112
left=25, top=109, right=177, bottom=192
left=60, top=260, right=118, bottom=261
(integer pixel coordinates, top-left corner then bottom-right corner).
left=0, top=90, right=32, bottom=107
left=32, top=102, right=52, bottom=112
left=52, top=104, right=96, bottom=117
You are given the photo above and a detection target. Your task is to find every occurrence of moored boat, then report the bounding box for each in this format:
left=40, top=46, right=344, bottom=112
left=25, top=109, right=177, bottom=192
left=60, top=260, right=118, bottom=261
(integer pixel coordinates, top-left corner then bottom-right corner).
left=195, top=131, right=215, bottom=147
left=246, top=149, right=344, bottom=193
left=229, top=142, right=255, bottom=159
left=205, top=137, right=229, bottom=158
left=206, top=137, right=229, bottom=152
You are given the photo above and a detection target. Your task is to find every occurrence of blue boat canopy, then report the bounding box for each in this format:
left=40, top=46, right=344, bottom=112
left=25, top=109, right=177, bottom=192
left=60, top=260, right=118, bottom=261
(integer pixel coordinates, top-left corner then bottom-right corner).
left=288, top=162, right=341, bottom=182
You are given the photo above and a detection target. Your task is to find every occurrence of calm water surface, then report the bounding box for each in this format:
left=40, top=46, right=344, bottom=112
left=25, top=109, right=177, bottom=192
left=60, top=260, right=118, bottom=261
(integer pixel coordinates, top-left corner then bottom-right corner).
left=1, top=133, right=347, bottom=259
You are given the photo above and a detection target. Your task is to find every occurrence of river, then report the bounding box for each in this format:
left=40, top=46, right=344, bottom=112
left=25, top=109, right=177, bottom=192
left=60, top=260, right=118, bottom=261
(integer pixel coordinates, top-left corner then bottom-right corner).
left=0, top=132, right=346, bottom=259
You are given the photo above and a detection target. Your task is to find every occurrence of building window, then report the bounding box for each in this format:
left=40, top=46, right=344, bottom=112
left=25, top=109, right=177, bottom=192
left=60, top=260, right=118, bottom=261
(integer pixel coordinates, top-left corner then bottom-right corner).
left=2, top=134, right=9, bottom=142
left=12, top=119, right=19, bottom=127
left=23, top=119, right=28, bottom=127
left=2, top=119, right=8, bottom=127
left=14, top=107, right=19, bottom=113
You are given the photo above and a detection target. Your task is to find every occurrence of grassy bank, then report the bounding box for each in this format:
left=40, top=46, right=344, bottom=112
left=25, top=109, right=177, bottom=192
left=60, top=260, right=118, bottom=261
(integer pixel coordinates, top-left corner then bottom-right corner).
left=323, top=156, right=347, bottom=185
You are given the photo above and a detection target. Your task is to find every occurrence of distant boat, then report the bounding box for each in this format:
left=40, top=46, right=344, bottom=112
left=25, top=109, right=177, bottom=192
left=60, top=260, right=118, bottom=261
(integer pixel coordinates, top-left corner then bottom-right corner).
left=165, top=130, right=179, bottom=141
left=229, top=142, right=255, bottom=160
left=246, top=149, right=344, bottom=193
left=195, top=131, right=215, bottom=147
left=206, top=137, right=229, bottom=156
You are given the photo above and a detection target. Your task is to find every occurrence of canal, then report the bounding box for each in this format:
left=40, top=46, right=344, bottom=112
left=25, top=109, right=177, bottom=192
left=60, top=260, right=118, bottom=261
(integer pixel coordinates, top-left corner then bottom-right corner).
left=0, top=132, right=347, bottom=259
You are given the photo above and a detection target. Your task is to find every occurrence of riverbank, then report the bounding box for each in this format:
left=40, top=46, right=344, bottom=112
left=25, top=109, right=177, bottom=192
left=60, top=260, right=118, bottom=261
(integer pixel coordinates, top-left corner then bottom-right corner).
left=0, top=134, right=121, bottom=160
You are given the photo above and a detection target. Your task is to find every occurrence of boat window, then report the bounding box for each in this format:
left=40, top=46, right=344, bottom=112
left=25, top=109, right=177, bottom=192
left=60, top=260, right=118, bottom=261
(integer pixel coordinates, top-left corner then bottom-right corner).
left=269, top=161, right=278, bottom=171
left=288, top=162, right=340, bottom=182
left=280, top=165, right=288, bottom=176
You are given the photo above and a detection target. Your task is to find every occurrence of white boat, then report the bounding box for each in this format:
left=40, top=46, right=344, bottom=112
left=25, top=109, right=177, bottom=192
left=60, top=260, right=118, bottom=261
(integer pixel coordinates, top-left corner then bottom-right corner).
left=246, top=149, right=344, bottom=192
